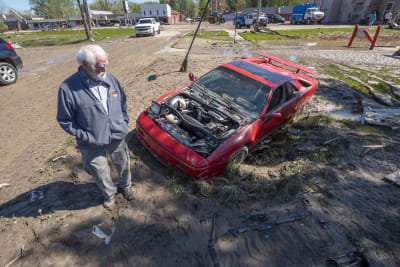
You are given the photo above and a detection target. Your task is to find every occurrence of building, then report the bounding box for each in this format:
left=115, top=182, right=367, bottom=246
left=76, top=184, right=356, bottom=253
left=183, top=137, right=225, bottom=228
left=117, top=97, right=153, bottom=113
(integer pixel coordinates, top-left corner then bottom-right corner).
left=140, top=4, right=183, bottom=24
left=315, top=0, right=400, bottom=24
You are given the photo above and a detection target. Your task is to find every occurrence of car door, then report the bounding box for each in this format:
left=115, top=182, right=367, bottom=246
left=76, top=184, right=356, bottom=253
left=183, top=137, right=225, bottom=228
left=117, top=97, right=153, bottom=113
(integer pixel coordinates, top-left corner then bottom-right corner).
left=254, top=83, right=294, bottom=142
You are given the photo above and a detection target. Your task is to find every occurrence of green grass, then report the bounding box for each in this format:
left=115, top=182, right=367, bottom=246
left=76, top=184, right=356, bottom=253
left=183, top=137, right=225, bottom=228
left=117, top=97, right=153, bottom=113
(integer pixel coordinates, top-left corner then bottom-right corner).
left=186, top=30, right=232, bottom=41
left=322, top=64, right=400, bottom=101
left=3, top=28, right=135, bottom=48
left=239, top=27, right=400, bottom=43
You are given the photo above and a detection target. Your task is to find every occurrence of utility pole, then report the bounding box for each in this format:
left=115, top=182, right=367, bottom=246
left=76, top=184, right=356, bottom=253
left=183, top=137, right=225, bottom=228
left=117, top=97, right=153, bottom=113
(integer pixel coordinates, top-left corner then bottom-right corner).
left=254, top=0, right=261, bottom=31
left=77, top=0, right=94, bottom=41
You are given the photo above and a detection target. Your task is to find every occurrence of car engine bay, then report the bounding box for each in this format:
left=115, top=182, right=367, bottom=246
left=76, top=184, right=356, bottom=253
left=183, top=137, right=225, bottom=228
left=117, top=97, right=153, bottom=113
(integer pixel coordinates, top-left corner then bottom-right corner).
left=147, top=90, right=245, bottom=156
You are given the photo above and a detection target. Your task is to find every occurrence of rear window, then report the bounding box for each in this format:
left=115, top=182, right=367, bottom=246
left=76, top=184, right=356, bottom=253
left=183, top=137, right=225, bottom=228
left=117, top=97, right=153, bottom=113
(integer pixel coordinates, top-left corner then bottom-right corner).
left=229, top=60, right=285, bottom=83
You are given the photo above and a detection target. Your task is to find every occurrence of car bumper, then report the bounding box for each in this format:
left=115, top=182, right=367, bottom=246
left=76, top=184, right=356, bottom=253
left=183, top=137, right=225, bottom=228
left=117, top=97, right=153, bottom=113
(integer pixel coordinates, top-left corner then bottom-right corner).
left=10, top=55, right=23, bottom=70
left=135, top=28, right=153, bottom=35
left=136, top=112, right=219, bottom=179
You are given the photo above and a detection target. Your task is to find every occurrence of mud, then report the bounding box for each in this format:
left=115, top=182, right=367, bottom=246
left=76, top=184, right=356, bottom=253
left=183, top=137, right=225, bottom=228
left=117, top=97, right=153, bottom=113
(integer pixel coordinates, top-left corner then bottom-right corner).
left=0, top=23, right=400, bottom=266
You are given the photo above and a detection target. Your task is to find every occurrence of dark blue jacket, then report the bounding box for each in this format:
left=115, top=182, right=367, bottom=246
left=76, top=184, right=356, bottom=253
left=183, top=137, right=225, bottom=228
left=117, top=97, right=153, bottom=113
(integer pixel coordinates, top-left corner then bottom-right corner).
left=57, top=68, right=129, bottom=149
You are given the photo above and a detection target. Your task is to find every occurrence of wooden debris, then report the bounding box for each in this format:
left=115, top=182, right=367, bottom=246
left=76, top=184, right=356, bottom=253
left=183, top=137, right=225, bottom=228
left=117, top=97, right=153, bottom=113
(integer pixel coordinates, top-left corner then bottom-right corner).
left=362, top=106, right=400, bottom=130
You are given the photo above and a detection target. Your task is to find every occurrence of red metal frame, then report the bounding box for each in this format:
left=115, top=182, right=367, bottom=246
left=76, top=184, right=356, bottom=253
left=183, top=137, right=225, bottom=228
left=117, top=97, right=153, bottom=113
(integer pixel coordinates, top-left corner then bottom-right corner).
left=348, top=24, right=381, bottom=51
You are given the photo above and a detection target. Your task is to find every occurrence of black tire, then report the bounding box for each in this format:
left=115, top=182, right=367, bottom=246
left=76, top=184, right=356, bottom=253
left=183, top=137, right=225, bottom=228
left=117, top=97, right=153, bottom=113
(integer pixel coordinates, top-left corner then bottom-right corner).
left=0, top=62, right=17, bottom=85
left=157, top=28, right=160, bottom=34
left=228, top=146, right=248, bottom=166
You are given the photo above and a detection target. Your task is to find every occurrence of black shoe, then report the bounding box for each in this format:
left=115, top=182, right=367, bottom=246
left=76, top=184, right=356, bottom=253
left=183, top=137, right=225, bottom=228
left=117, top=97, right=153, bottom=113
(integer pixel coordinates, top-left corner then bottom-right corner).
left=119, top=186, right=134, bottom=201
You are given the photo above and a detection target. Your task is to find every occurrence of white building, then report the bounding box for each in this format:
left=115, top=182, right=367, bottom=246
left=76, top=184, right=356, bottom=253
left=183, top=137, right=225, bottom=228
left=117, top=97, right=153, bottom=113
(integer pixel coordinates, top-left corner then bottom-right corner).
left=141, top=4, right=171, bottom=19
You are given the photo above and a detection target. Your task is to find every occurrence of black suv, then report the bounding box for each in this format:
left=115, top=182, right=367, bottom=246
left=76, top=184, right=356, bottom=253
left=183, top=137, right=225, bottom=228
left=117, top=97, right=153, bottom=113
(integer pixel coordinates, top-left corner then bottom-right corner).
left=0, top=38, right=23, bottom=85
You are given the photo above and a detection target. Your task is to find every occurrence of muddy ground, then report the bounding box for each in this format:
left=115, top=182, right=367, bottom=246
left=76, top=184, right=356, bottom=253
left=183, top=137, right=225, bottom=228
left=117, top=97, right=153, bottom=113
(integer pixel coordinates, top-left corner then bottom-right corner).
left=0, top=23, right=400, bottom=266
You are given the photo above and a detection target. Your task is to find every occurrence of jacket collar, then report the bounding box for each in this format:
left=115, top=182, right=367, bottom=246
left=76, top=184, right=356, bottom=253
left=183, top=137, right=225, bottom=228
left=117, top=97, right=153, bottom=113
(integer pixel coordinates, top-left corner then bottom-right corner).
left=78, top=66, right=112, bottom=88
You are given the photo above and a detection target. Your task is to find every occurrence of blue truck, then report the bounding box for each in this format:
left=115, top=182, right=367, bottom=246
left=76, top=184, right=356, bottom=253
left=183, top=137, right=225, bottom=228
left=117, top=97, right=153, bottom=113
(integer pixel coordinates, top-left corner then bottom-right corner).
left=291, top=3, right=325, bottom=24
left=233, top=15, right=246, bottom=28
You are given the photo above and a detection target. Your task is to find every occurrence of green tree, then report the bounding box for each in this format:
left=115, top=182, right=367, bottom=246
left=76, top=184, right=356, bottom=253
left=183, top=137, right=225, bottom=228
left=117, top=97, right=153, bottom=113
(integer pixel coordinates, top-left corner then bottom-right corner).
left=0, top=21, right=7, bottom=34
left=30, top=0, right=77, bottom=18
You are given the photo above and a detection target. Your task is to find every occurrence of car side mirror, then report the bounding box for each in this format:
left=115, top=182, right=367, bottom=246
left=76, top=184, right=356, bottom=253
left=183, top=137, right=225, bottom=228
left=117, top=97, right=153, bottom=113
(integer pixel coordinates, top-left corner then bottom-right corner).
left=266, top=112, right=282, bottom=120
left=189, top=72, right=196, bottom=81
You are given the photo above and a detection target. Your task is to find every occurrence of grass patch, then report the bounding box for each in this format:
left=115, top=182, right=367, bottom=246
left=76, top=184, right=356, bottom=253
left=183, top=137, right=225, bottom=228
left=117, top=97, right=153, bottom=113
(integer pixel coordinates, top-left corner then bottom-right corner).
left=3, top=28, right=134, bottom=48
left=322, top=63, right=400, bottom=101
left=185, top=30, right=232, bottom=41
left=321, top=64, right=374, bottom=98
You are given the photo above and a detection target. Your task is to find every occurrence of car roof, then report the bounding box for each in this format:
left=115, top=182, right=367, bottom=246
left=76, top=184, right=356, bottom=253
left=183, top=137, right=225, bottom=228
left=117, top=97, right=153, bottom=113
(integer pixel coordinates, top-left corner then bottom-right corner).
left=224, top=58, right=294, bottom=88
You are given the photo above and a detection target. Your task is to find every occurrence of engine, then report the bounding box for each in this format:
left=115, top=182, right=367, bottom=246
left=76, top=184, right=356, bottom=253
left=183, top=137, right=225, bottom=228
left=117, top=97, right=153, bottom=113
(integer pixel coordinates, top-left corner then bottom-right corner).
left=148, top=92, right=242, bottom=155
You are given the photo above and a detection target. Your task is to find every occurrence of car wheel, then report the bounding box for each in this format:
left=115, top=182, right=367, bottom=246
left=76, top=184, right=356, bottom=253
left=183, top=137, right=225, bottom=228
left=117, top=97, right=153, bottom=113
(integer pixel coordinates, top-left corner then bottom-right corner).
left=306, top=18, right=311, bottom=25
left=228, top=146, right=248, bottom=166
left=0, top=62, right=17, bottom=85
left=152, top=29, right=155, bottom=36
left=157, top=28, right=160, bottom=34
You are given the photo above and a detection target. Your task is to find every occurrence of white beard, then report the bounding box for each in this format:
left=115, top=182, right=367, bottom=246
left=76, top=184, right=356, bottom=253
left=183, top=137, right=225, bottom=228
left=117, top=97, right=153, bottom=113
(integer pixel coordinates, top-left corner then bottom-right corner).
left=88, top=70, right=106, bottom=82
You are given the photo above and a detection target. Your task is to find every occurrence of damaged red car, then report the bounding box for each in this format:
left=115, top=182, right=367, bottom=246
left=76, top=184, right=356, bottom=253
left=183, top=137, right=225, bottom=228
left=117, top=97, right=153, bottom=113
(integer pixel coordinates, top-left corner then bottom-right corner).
left=136, top=54, right=318, bottom=179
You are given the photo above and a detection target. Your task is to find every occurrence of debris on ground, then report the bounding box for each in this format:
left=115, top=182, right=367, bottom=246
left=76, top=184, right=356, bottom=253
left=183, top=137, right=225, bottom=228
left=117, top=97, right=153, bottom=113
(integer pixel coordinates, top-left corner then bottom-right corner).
left=207, top=214, right=220, bottom=267
left=29, top=191, right=44, bottom=202
left=5, top=246, right=25, bottom=267
left=326, top=251, right=370, bottom=267
left=0, top=183, right=11, bottom=189
left=383, top=171, right=400, bottom=187
left=362, top=106, right=400, bottom=129
left=51, top=155, right=69, bottom=162
left=92, top=224, right=116, bottom=245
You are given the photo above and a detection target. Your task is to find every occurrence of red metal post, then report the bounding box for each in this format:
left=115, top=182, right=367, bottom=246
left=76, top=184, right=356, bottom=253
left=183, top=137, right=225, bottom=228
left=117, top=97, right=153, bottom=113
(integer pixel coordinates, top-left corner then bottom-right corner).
left=370, top=25, right=382, bottom=50
left=348, top=24, right=359, bottom=48
left=363, top=29, right=373, bottom=43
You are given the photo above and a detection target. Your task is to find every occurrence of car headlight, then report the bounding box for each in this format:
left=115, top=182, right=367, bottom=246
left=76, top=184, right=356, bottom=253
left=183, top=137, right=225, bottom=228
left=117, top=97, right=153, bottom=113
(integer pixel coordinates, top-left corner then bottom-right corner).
left=150, top=101, right=161, bottom=115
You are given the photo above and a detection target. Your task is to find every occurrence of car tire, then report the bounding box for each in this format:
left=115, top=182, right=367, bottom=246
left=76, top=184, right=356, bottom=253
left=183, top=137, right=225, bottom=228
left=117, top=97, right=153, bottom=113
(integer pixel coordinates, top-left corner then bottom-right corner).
left=228, top=146, right=248, bottom=166
left=0, top=62, right=17, bottom=85
left=157, top=28, right=160, bottom=34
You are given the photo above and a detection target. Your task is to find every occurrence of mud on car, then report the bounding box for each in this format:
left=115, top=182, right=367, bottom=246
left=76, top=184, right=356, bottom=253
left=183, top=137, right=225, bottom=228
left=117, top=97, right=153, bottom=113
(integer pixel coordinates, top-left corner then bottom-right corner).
left=136, top=54, right=318, bottom=179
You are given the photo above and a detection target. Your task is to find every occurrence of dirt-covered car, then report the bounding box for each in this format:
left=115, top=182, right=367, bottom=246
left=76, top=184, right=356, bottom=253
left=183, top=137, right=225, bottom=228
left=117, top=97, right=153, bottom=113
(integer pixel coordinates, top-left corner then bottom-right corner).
left=136, top=54, right=318, bottom=179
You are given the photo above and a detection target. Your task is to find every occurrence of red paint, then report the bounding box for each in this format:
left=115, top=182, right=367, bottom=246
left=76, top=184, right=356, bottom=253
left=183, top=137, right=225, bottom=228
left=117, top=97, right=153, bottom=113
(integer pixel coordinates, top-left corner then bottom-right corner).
left=370, top=25, right=381, bottom=50
left=363, top=29, right=373, bottom=43
left=136, top=56, right=319, bottom=179
left=4, top=42, right=13, bottom=50
left=112, top=91, right=118, bottom=94
left=348, top=24, right=359, bottom=48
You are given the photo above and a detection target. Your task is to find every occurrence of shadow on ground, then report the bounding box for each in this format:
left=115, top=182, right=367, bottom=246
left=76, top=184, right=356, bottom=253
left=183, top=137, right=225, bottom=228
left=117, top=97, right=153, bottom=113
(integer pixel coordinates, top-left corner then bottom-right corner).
left=0, top=181, right=103, bottom=218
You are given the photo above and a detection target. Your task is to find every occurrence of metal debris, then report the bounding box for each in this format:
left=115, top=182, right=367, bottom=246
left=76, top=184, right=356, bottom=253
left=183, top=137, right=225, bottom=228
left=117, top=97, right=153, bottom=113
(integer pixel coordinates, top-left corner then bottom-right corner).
left=326, top=251, right=370, bottom=267
left=52, top=155, right=69, bottom=162
left=92, top=224, right=116, bottom=245
left=383, top=171, right=400, bottom=188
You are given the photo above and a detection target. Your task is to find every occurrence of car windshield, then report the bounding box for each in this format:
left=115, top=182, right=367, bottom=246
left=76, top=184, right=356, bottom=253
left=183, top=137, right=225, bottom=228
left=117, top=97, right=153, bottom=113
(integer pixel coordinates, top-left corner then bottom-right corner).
left=308, top=8, right=320, bottom=12
left=194, top=66, right=271, bottom=118
left=139, top=19, right=152, bottom=24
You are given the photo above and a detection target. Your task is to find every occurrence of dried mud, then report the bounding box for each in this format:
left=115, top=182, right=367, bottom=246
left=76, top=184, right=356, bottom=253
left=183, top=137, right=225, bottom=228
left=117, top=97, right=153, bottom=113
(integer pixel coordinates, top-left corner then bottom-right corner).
left=0, top=24, right=400, bottom=267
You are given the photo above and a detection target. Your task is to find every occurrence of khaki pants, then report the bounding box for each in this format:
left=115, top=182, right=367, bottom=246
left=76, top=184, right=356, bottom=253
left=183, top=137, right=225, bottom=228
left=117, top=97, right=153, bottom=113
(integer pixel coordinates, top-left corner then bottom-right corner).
left=81, top=139, right=131, bottom=199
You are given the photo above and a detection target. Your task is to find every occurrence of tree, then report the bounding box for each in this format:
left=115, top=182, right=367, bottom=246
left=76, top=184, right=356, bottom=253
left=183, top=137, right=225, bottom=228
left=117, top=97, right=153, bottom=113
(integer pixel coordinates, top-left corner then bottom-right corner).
left=76, top=0, right=93, bottom=41
left=0, top=21, right=7, bottom=34
left=30, top=0, right=77, bottom=18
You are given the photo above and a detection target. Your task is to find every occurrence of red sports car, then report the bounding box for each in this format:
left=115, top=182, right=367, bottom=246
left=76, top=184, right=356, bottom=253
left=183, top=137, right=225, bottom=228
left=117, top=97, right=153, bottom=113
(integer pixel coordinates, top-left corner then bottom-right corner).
left=136, top=54, right=318, bottom=179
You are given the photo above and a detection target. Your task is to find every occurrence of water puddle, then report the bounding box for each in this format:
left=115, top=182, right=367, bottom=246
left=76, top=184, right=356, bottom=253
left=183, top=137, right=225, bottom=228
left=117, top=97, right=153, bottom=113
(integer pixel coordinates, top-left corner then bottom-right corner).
left=328, top=110, right=362, bottom=121
left=222, top=46, right=252, bottom=57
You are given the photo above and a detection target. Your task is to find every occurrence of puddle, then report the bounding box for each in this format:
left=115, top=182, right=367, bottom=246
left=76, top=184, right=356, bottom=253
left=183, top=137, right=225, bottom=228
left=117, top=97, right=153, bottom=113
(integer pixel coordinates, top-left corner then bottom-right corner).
left=328, top=110, right=361, bottom=121
left=222, top=46, right=252, bottom=57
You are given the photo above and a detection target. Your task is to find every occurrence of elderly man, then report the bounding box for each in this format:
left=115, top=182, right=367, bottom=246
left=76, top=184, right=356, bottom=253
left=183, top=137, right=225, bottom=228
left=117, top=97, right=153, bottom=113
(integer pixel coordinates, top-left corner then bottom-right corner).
left=57, top=45, right=133, bottom=210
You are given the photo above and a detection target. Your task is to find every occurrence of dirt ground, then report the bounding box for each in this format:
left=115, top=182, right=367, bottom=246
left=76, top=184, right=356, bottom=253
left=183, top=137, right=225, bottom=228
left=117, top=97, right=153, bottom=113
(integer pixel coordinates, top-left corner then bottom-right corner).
left=0, top=23, right=400, bottom=267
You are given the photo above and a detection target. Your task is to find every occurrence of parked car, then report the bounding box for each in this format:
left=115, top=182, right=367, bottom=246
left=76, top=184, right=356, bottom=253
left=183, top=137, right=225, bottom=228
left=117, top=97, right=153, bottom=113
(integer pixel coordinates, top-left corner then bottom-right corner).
left=268, top=14, right=286, bottom=24
left=136, top=54, right=318, bottom=179
left=0, top=38, right=23, bottom=85
left=135, top=18, right=160, bottom=37
left=245, top=13, right=268, bottom=28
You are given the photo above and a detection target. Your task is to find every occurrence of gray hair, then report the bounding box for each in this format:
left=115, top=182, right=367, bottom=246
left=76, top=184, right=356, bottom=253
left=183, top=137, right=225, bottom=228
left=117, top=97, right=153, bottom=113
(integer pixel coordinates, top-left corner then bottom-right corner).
left=76, top=45, right=107, bottom=66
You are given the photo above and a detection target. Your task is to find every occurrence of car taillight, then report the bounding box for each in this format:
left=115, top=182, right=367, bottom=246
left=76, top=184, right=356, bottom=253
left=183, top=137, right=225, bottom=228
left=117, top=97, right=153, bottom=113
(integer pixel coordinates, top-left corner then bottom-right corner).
left=4, top=43, right=13, bottom=50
